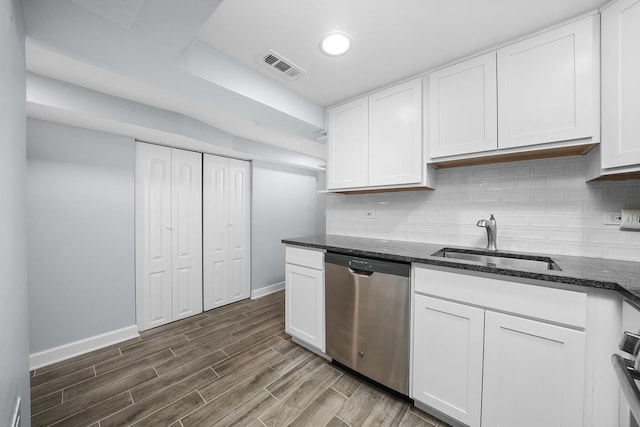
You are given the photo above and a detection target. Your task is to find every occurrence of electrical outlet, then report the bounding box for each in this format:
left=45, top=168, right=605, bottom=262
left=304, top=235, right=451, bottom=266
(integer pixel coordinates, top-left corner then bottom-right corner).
left=604, top=212, right=622, bottom=225
left=621, top=209, right=640, bottom=230
left=364, top=209, right=376, bottom=219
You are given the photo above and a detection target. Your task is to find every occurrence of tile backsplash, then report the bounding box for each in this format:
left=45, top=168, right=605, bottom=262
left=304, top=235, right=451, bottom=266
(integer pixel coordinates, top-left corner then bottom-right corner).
left=326, top=156, right=640, bottom=261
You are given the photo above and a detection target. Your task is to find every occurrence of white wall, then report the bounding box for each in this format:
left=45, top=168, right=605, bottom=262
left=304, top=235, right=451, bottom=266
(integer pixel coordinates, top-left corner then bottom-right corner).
left=251, top=161, right=321, bottom=290
left=27, top=73, right=325, bottom=170
left=26, top=119, right=136, bottom=353
left=0, top=0, right=30, bottom=424
left=327, top=156, right=640, bottom=261
left=316, top=170, right=327, bottom=236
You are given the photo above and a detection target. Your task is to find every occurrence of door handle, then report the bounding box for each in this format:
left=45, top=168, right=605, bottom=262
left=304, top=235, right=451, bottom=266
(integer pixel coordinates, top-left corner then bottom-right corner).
left=349, top=269, right=373, bottom=277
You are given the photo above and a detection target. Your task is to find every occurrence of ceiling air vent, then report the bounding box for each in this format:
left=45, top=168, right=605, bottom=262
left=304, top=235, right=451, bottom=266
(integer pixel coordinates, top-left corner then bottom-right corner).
left=258, top=50, right=306, bottom=80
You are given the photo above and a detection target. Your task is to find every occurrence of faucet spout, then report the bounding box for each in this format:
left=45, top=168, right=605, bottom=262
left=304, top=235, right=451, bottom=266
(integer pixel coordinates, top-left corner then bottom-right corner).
left=476, top=214, right=497, bottom=251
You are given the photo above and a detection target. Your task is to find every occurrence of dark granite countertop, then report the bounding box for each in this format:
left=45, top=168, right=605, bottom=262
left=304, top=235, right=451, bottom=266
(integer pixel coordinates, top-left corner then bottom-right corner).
left=282, top=234, right=640, bottom=308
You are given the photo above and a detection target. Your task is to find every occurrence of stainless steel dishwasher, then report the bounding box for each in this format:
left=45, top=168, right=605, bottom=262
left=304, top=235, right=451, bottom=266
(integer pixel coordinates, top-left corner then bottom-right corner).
left=325, top=252, right=410, bottom=395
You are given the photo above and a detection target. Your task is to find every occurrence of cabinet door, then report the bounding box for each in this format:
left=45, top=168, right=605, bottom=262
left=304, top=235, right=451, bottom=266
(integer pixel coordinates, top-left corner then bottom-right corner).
left=601, top=0, right=640, bottom=169
left=413, top=295, right=484, bottom=427
left=203, top=155, right=229, bottom=311
left=327, top=97, right=369, bottom=189
left=482, top=311, right=586, bottom=427
left=369, top=78, right=423, bottom=186
left=227, top=159, right=251, bottom=303
left=135, top=143, right=173, bottom=331
left=429, top=53, right=498, bottom=158
left=497, top=16, right=596, bottom=149
left=171, top=149, right=203, bottom=321
left=285, top=263, right=324, bottom=351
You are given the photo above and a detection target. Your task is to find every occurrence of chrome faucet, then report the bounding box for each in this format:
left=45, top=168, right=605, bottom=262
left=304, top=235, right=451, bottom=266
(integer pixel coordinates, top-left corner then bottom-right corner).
left=477, top=214, right=497, bottom=251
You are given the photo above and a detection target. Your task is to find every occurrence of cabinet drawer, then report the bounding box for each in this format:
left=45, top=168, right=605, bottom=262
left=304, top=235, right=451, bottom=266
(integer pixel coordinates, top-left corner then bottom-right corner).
left=414, top=265, right=587, bottom=328
left=285, top=246, right=324, bottom=270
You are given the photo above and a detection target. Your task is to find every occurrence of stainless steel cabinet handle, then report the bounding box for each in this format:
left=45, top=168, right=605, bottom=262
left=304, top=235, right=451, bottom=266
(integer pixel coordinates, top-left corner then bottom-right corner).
left=612, top=354, right=640, bottom=424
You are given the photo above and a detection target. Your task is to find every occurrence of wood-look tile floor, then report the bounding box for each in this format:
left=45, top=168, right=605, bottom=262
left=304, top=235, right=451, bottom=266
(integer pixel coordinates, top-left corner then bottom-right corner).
left=30, top=291, right=450, bottom=427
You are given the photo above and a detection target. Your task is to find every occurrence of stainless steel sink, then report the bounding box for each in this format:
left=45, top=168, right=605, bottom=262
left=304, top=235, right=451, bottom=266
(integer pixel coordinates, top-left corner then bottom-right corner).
left=431, top=248, right=561, bottom=271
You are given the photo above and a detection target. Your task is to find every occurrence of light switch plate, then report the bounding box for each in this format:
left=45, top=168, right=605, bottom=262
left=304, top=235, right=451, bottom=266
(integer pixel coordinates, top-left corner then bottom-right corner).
left=604, top=212, right=622, bottom=225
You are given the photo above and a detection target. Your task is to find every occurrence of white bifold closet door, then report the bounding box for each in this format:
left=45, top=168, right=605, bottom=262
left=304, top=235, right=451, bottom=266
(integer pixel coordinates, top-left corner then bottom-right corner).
left=203, top=154, right=251, bottom=311
left=136, top=142, right=203, bottom=331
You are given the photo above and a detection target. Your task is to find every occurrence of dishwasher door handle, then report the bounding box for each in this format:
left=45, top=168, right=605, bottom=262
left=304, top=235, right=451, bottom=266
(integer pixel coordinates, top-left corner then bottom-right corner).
left=348, top=267, right=374, bottom=278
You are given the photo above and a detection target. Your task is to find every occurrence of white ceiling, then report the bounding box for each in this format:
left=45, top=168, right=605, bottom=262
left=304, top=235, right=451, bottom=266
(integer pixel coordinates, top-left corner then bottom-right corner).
left=22, top=0, right=611, bottom=168
left=197, top=0, right=608, bottom=106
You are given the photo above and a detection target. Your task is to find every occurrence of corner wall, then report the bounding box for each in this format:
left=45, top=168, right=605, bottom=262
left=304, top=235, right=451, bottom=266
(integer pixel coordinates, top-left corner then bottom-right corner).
left=26, top=119, right=136, bottom=355
left=0, top=0, right=30, bottom=424
left=251, top=161, right=320, bottom=292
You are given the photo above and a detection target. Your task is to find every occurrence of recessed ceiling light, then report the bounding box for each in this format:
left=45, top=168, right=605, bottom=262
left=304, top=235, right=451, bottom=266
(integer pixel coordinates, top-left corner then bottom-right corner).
left=320, top=32, right=351, bottom=56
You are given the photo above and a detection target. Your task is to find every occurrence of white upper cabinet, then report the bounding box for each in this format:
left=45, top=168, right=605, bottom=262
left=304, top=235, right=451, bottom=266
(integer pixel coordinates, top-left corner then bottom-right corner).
left=327, top=78, right=428, bottom=191
left=429, top=15, right=599, bottom=164
left=327, top=97, right=369, bottom=189
left=497, top=16, right=598, bottom=149
left=429, top=52, right=498, bottom=158
left=369, top=79, right=423, bottom=186
left=601, top=0, right=640, bottom=169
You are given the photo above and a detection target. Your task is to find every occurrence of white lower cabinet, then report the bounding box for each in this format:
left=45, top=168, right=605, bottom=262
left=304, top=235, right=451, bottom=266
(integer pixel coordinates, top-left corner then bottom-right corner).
left=285, top=246, right=325, bottom=352
left=412, top=266, right=588, bottom=427
left=413, top=295, right=484, bottom=427
left=481, top=311, right=586, bottom=427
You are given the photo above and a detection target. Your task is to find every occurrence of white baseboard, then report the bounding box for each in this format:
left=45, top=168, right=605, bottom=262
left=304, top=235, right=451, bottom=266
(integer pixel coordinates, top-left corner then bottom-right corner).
left=251, top=281, right=285, bottom=300
left=29, top=325, right=139, bottom=370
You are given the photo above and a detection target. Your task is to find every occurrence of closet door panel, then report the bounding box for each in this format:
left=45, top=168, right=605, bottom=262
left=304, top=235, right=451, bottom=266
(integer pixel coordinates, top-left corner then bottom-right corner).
left=148, top=272, right=171, bottom=327
left=203, top=155, right=230, bottom=310
left=171, top=149, right=202, bottom=320
left=175, top=267, right=196, bottom=318
left=228, top=159, right=251, bottom=302
left=135, top=143, right=173, bottom=330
